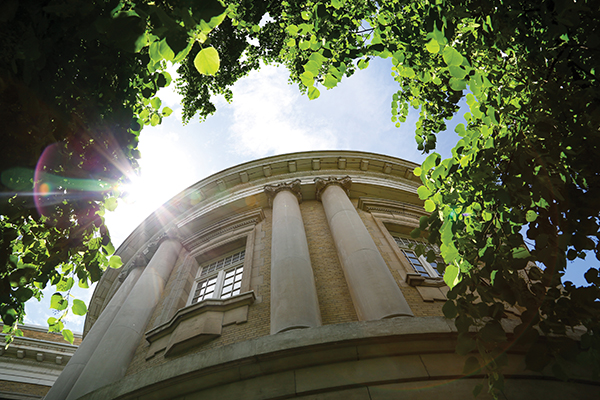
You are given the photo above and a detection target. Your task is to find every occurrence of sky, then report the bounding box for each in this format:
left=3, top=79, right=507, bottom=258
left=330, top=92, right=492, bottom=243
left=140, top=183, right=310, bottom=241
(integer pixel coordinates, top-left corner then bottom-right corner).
left=23, top=56, right=591, bottom=333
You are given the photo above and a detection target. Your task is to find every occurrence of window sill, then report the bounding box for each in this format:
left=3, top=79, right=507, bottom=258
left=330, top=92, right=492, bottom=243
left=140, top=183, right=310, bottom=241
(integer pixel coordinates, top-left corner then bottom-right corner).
left=145, top=291, right=255, bottom=359
left=405, top=274, right=448, bottom=302
left=405, top=273, right=444, bottom=287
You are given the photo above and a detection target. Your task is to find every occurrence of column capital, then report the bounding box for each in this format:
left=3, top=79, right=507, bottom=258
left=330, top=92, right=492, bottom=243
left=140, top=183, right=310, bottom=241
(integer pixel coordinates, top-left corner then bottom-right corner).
left=264, top=179, right=302, bottom=207
left=314, top=176, right=352, bottom=201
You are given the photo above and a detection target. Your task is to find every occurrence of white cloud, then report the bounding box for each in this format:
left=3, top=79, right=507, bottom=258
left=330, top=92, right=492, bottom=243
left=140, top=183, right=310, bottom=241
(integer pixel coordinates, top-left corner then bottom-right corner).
left=227, top=65, right=338, bottom=158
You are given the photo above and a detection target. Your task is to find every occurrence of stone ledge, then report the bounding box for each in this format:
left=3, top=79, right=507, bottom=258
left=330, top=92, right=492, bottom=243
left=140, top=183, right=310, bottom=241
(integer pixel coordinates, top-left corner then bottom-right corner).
left=145, top=292, right=255, bottom=359
left=78, top=317, right=596, bottom=400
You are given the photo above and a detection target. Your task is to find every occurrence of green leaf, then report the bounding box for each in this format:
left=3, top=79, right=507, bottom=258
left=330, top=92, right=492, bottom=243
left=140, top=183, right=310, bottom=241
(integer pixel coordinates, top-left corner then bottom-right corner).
left=417, top=186, right=432, bottom=200
left=425, top=39, right=439, bottom=53
left=424, top=199, right=436, bottom=212
left=444, top=263, right=459, bottom=288
left=14, top=287, right=34, bottom=302
left=299, top=40, right=310, bottom=50
left=149, top=41, right=162, bottom=62
left=194, top=46, right=220, bottom=76
left=512, top=247, right=530, bottom=259
left=323, top=74, right=338, bottom=88
left=456, top=333, right=477, bottom=355
left=526, top=210, right=537, bottom=222
left=56, top=277, right=74, bottom=292
left=442, top=300, right=457, bottom=319
left=158, top=38, right=174, bottom=61
left=62, top=329, right=74, bottom=345
left=449, top=78, right=467, bottom=91
left=72, top=299, right=87, bottom=316
left=150, top=113, right=161, bottom=126
left=422, top=152, right=440, bottom=171
left=300, top=71, right=314, bottom=87
left=105, top=197, right=118, bottom=212
left=463, top=356, right=481, bottom=374
left=473, top=384, right=483, bottom=397
left=443, top=47, right=463, bottom=66
left=109, top=255, right=123, bottom=269
left=286, top=24, right=299, bottom=36
left=480, top=321, right=507, bottom=342
left=449, top=66, right=467, bottom=79
left=48, top=317, right=63, bottom=332
left=308, top=86, right=320, bottom=100
left=304, top=60, right=320, bottom=75
left=162, top=106, right=173, bottom=117
left=50, top=293, right=68, bottom=311
left=413, top=167, right=422, bottom=176
left=332, top=0, right=344, bottom=9
left=150, top=97, right=161, bottom=110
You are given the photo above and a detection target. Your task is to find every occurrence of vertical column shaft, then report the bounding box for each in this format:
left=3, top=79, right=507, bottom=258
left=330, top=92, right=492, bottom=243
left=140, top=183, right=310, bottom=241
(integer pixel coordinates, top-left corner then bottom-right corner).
left=270, top=189, right=321, bottom=334
left=66, top=238, right=182, bottom=400
left=44, top=266, right=143, bottom=400
left=320, top=183, right=413, bottom=320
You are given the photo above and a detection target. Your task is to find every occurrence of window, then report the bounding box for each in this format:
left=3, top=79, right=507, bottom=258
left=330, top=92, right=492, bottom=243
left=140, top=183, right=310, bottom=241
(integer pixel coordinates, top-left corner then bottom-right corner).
left=393, top=236, right=441, bottom=279
left=191, top=249, right=245, bottom=304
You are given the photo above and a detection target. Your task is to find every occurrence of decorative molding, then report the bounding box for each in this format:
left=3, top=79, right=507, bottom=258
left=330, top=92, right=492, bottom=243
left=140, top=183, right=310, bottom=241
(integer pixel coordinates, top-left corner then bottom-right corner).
left=182, top=209, right=265, bottom=251
left=288, top=161, right=297, bottom=172
left=357, top=197, right=427, bottom=218
left=118, top=228, right=183, bottom=281
left=314, top=176, right=352, bottom=201
left=145, top=291, right=255, bottom=359
left=264, top=179, right=303, bottom=207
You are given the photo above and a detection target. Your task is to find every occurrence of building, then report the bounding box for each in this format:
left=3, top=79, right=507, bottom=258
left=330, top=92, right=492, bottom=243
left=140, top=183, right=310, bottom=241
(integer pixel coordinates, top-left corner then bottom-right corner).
left=0, top=324, right=80, bottom=399
left=45, top=151, right=597, bottom=400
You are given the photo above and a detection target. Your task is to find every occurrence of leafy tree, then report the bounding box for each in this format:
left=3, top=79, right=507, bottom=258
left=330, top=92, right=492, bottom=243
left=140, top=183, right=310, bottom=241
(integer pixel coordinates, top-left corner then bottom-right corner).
left=177, top=0, right=600, bottom=396
left=0, top=0, right=237, bottom=344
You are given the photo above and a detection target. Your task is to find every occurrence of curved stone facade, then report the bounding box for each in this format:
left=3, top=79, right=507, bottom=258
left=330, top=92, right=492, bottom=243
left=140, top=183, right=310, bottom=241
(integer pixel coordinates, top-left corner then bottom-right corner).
left=46, top=151, right=598, bottom=400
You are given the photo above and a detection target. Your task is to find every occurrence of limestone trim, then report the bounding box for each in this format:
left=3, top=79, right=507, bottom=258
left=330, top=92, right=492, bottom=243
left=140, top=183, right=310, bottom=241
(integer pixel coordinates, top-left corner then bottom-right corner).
left=357, top=197, right=428, bottom=219
left=73, top=318, right=597, bottom=400
left=182, top=209, right=264, bottom=251
left=314, top=176, right=352, bottom=201
left=264, top=179, right=302, bottom=207
left=145, top=291, right=255, bottom=359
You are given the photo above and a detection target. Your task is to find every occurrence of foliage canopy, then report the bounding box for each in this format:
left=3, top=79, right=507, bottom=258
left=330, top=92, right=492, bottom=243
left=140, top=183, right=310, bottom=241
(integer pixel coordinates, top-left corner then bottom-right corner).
left=2, top=0, right=599, bottom=395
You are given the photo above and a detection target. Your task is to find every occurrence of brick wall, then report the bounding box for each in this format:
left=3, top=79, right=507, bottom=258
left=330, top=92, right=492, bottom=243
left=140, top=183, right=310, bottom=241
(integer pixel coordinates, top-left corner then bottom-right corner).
left=301, top=200, right=358, bottom=325
left=0, top=380, right=50, bottom=397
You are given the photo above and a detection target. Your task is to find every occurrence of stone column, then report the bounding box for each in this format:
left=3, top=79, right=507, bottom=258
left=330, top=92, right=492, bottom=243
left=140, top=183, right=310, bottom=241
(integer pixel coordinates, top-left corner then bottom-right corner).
left=44, top=266, right=143, bottom=400
left=315, top=177, right=413, bottom=321
left=66, top=235, right=183, bottom=400
left=265, top=180, right=321, bottom=334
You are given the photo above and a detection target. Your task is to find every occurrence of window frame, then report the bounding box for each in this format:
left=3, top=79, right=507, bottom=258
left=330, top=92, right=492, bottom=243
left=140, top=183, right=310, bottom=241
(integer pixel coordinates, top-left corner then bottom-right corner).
left=393, top=236, right=441, bottom=279
left=189, top=248, right=246, bottom=304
